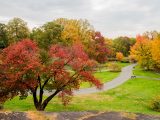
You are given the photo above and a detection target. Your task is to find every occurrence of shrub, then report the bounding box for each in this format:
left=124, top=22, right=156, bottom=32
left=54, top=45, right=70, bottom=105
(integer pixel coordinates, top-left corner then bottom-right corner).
left=129, top=55, right=137, bottom=63
left=107, top=58, right=117, bottom=61
left=116, top=52, right=124, bottom=61
left=150, top=95, right=160, bottom=112
left=121, top=57, right=130, bottom=63
left=107, top=62, right=122, bottom=72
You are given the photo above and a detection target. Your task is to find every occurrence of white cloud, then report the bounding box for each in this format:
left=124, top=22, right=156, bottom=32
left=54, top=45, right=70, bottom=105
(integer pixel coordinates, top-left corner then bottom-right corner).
left=0, top=0, right=160, bottom=38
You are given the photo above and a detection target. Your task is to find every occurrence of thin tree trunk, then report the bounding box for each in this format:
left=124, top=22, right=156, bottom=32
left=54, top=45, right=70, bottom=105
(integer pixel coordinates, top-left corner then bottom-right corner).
left=40, top=90, right=60, bottom=111
left=32, top=87, right=39, bottom=110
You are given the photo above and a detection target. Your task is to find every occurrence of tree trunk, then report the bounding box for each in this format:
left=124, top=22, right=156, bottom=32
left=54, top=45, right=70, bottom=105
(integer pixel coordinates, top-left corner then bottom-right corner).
left=35, top=104, right=45, bottom=111
left=32, top=89, right=60, bottom=111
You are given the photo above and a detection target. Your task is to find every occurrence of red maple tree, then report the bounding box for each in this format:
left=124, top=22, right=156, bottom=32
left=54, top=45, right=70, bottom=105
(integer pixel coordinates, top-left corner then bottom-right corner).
left=88, top=32, right=109, bottom=63
left=0, top=39, right=103, bottom=111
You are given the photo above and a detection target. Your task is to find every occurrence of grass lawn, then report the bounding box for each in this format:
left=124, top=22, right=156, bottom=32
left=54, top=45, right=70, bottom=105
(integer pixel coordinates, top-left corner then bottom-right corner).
left=133, top=65, right=160, bottom=78
left=4, top=63, right=160, bottom=115
left=80, top=71, right=120, bottom=88
left=4, top=77, right=160, bottom=115
left=80, top=62, right=130, bottom=88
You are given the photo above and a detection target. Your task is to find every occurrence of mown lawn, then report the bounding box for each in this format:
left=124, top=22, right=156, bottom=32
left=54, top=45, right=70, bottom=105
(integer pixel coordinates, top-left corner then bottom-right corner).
left=81, top=62, right=130, bottom=88
left=4, top=64, right=160, bottom=115
left=133, top=65, right=160, bottom=78
left=4, top=78, right=160, bottom=115
left=80, top=71, right=120, bottom=88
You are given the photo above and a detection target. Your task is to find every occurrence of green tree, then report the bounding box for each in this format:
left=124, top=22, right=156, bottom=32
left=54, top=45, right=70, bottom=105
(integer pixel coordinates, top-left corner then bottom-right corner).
left=113, top=37, right=135, bottom=56
left=0, top=23, right=8, bottom=49
left=7, top=17, right=30, bottom=44
left=31, top=21, right=63, bottom=50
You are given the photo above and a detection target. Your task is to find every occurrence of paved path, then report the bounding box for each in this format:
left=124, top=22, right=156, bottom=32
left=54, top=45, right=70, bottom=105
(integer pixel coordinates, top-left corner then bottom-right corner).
left=43, top=64, right=136, bottom=95
left=73, top=64, right=136, bottom=95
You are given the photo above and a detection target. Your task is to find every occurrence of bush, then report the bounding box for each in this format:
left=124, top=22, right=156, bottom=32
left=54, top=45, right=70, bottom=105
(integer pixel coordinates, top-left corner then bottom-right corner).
left=107, top=62, right=122, bottom=72
left=107, top=58, right=117, bottom=61
left=150, top=95, right=160, bottom=112
left=129, top=55, right=137, bottom=63
left=116, top=52, right=124, bottom=61
left=121, top=57, right=130, bottom=63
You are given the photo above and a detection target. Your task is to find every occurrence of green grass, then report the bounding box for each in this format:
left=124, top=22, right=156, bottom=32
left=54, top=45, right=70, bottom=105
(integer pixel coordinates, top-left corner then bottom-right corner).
left=133, top=65, right=160, bottom=78
left=5, top=63, right=160, bottom=115
left=80, top=71, right=120, bottom=88
left=80, top=62, right=130, bottom=88
left=4, top=77, right=160, bottom=115
left=115, top=62, right=131, bottom=67
left=100, top=61, right=131, bottom=70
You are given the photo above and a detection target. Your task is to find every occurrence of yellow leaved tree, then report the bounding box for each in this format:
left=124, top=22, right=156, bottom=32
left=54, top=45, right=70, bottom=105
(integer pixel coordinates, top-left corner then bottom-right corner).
left=130, top=35, right=153, bottom=70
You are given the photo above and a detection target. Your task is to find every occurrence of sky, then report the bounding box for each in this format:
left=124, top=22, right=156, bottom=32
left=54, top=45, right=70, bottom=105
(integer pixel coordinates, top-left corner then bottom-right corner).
left=0, top=0, right=160, bottom=38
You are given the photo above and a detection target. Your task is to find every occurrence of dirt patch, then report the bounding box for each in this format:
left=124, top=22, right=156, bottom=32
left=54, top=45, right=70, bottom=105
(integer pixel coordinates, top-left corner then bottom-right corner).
left=26, top=111, right=54, bottom=120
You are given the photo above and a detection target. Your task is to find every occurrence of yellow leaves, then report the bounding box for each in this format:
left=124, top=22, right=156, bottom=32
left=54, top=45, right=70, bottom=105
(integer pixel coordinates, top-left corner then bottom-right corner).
left=61, top=23, right=81, bottom=43
left=54, top=18, right=94, bottom=46
left=130, top=35, right=160, bottom=70
left=130, top=36, right=153, bottom=70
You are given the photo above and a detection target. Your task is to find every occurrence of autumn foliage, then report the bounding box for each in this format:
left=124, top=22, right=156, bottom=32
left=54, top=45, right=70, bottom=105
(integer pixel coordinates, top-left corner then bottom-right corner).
left=0, top=39, right=103, bottom=110
left=130, top=35, right=152, bottom=70
left=116, top=52, right=124, bottom=61
left=130, top=34, right=160, bottom=71
left=87, top=32, right=109, bottom=63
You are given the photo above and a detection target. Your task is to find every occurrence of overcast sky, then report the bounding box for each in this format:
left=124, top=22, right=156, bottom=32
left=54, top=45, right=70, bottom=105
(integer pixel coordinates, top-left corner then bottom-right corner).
left=0, top=0, right=159, bottom=38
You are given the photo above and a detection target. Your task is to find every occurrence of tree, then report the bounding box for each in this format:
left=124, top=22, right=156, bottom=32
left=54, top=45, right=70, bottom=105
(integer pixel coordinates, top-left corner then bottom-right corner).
left=130, top=35, right=153, bottom=70
left=151, top=35, right=160, bottom=71
left=54, top=18, right=94, bottom=46
left=116, top=52, right=124, bottom=61
left=88, top=32, right=109, bottom=63
left=105, top=38, right=115, bottom=58
left=0, top=23, right=8, bottom=49
left=7, top=18, right=30, bottom=44
left=113, top=37, right=135, bottom=56
left=0, top=39, right=102, bottom=111
left=31, top=21, right=63, bottom=50
left=143, top=31, right=159, bottom=40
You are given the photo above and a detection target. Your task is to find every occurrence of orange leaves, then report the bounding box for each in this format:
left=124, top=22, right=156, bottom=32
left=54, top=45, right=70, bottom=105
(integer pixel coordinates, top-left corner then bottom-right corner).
left=131, top=35, right=152, bottom=70
left=116, top=52, right=124, bottom=61
left=151, top=38, right=160, bottom=70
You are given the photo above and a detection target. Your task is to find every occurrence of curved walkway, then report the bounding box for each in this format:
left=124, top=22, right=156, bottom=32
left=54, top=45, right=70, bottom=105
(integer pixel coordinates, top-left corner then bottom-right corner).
left=74, top=64, right=136, bottom=95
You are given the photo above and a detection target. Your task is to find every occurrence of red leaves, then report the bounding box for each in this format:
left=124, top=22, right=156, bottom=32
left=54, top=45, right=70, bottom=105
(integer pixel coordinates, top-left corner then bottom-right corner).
left=89, top=31, right=109, bottom=63
left=0, top=39, right=103, bottom=105
left=58, top=89, right=73, bottom=106
left=0, top=39, right=40, bottom=91
left=79, top=71, right=103, bottom=89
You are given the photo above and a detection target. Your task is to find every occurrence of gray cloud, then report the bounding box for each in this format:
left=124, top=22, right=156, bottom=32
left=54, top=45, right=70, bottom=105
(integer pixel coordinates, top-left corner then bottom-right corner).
left=0, top=0, right=160, bottom=38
